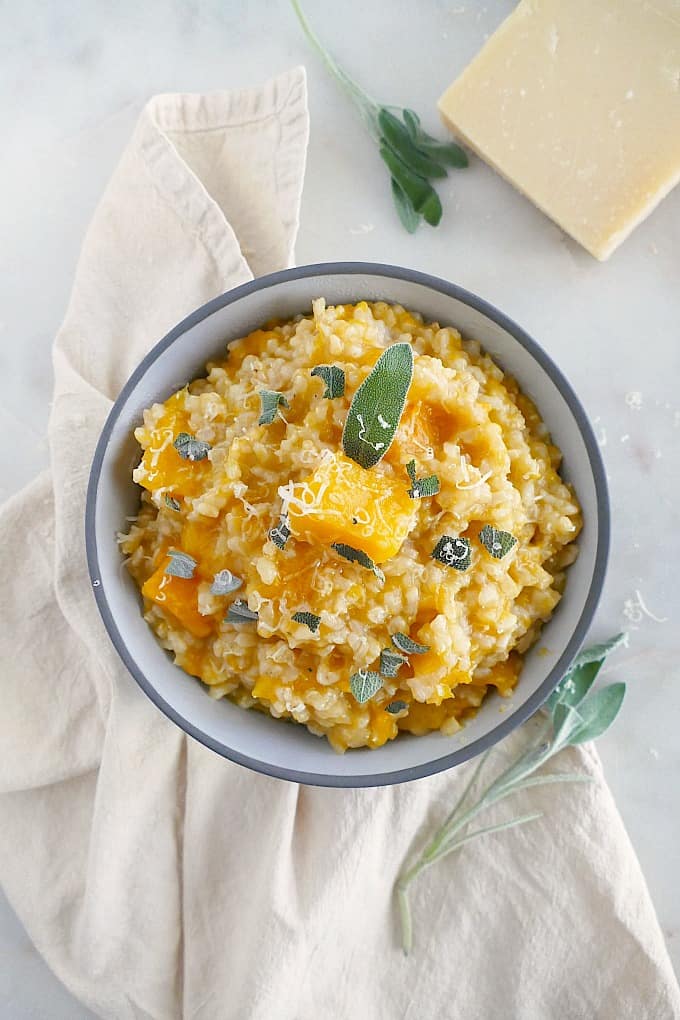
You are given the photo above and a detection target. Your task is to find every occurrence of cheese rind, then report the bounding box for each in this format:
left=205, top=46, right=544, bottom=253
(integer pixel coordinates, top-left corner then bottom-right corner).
left=438, top=0, right=680, bottom=260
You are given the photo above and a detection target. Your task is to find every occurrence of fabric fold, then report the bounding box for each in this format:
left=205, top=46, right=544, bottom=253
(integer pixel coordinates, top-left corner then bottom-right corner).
left=1, top=64, right=678, bottom=1020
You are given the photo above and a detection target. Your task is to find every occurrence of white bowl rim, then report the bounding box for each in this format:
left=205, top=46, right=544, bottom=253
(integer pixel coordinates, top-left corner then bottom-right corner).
left=86, top=262, right=610, bottom=786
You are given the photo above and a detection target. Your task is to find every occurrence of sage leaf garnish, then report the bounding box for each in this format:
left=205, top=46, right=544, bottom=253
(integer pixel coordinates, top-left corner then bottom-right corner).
left=332, top=542, right=385, bottom=583
left=258, top=390, right=289, bottom=426
left=350, top=669, right=383, bottom=704
left=342, top=343, right=414, bottom=469
left=164, top=549, right=197, bottom=579
left=292, top=611, right=321, bottom=633
left=432, top=535, right=472, bottom=572
left=406, top=459, right=440, bottom=499
left=392, top=633, right=430, bottom=655
left=165, top=495, right=181, bottom=511
left=210, top=570, right=243, bottom=596
left=311, top=365, right=345, bottom=398
left=386, top=700, right=408, bottom=714
left=394, top=635, right=627, bottom=955
left=479, top=525, right=517, bottom=560
left=290, top=0, right=468, bottom=232
left=225, top=599, right=258, bottom=623
left=268, top=518, right=291, bottom=550
left=380, top=647, right=409, bottom=678
left=173, top=432, right=211, bottom=461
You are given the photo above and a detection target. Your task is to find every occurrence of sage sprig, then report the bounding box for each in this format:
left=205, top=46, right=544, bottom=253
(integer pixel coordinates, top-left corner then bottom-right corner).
left=290, top=0, right=468, bottom=232
left=342, top=343, right=413, bottom=469
left=395, top=635, right=628, bottom=954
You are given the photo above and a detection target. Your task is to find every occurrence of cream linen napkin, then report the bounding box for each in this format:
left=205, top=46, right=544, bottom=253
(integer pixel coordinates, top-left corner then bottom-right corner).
left=1, top=66, right=678, bottom=1020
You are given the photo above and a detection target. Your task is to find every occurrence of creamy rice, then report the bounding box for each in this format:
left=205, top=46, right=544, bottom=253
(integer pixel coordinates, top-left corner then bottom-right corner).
left=120, top=299, right=581, bottom=752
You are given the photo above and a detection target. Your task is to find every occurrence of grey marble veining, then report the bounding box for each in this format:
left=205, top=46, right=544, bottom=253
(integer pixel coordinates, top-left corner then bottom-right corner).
left=1, top=0, right=678, bottom=1013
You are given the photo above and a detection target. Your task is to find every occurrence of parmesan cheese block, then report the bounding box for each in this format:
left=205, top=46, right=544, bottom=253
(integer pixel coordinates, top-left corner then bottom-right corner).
left=438, top=0, right=680, bottom=260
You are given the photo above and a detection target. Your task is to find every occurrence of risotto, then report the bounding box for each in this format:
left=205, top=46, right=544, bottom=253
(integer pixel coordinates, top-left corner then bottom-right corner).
left=120, top=299, right=581, bottom=752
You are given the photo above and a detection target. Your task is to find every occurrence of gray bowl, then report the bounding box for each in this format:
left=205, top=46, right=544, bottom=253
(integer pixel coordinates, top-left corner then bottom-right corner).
left=86, top=263, right=609, bottom=787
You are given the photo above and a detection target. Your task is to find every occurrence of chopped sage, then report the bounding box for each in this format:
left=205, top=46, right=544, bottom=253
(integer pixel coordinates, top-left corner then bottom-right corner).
left=258, top=390, right=289, bottom=425
left=432, top=535, right=472, bottom=572
left=392, top=632, right=430, bottom=655
left=173, top=432, right=211, bottom=461
left=165, top=495, right=181, bottom=511
left=210, top=570, right=243, bottom=596
left=164, top=549, right=197, bottom=579
left=311, top=364, right=345, bottom=398
left=342, top=343, right=414, bottom=469
left=331, top=542, right=385, bottom=583
left=268, top=518, right=291, bottom=550
left=225, top=599, right=258, bottom=623
left=386, top=700, right=408, bottom=714
left=406, top=459, right=440, bottom=499
left=479, top=525, right=517, bottom=560
left=292, top=611, right=321, bottom=633
left=350, top=669, right=383, bottom=704
left=380, top=647, right=408, bottom=678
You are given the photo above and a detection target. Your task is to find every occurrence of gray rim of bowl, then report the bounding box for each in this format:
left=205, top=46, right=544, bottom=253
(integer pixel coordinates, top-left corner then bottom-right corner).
left=85, top=261, right=610, bottom=788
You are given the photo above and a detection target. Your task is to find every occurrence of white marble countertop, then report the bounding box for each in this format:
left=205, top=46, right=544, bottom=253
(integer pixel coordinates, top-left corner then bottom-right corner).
left=2, top=0, right=678, bottom=1014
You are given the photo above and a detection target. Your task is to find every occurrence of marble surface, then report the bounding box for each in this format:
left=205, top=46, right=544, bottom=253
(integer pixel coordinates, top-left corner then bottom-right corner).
left=1, top=0, right=678, bottom=1014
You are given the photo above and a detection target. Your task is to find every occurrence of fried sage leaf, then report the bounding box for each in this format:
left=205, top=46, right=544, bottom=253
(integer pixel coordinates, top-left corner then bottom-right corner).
left=431, top=535, right=472, bottom=572
left=350, top=669, right=384, bottom=704
left=268, top=518, right=291, bottom=550
left=406, top=459, right=440, bottom=499
left=210, top=570, right=243, bottom=596
left=292, top=611, right=321, bottom=633
left=225, top=599, right=258, bottom=623
left=311, top=365, right=345, bottom=398
left=391, top=632, right=430, bottom=655
left=331, top=542, right=385, bottom=583
left=380, top=648, right=408, bottom=678
left=164, top=549, right=197, bottom=579
left=479, top=525, right=517, bottom=560
left=258, top=390, right=289, bottom=425
left=386, top=700, right=408, bottom=714
left=173, top=432, right=211, bottom=461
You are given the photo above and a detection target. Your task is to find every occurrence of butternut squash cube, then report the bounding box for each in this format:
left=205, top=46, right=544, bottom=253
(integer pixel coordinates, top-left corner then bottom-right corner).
left=286, top=451, right=417, bottom=563
left=142, top=557, right=214, bottom=638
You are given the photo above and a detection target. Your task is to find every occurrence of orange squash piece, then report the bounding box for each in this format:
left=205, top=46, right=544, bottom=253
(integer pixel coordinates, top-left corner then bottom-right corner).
left=141, top=557, right=214, bottom=638
left=136, top=393, right=210, bottom=498
left=286, top=451, right=417, bottom=563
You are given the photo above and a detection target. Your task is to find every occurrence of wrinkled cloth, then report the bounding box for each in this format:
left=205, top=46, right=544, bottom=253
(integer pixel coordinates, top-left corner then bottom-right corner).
left=1, top=67, right=678, bottom=1020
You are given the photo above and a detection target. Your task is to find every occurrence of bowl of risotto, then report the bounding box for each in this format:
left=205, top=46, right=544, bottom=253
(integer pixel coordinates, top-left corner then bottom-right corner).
left=86, top=263, right=608, bottom=786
